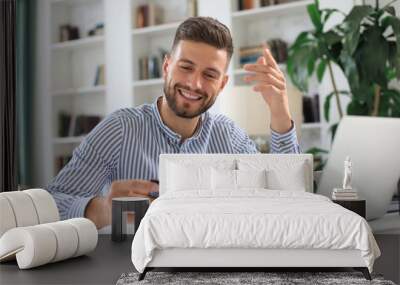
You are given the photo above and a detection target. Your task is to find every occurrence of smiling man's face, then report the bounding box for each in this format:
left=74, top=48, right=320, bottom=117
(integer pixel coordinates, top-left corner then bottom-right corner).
left=162, top=40, right=229, bottom=119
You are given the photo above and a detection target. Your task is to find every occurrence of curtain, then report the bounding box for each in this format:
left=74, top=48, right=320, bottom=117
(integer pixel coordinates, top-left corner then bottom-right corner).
left=16, top=0, right=34, bottom=188
left=0, top=0, right=17, bottom=192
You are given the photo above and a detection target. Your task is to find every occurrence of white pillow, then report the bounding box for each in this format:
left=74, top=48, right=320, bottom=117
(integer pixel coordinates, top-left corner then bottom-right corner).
left=166, top=162, right=211, bottom=191
left=266, top=162, right=307, bottom=191
left=211, top=168, right=236, bottom=190
left=236, top=169, right=267, bottom=189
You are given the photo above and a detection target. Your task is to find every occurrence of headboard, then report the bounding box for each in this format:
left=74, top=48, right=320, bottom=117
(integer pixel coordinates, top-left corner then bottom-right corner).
left=159, top=154, right=313, bottom=195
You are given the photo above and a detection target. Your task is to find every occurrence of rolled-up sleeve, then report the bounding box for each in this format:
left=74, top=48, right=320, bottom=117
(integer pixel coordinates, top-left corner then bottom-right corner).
left=46, top=113, right=123, bottom=220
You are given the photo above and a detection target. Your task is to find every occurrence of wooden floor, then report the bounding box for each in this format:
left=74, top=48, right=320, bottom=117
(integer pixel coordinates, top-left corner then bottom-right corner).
left=373, top=234, right=400, bottom=284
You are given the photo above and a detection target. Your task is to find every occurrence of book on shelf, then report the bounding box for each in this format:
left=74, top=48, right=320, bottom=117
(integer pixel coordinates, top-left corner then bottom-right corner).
left=237, top=0, right=300, bottom=11
left=94, top=64, right=106, bottom=86
left=135, top=3, right=164, bottom=28
left=58, top=112, right=72, bottom=137
left=58, top=113, right=102, bottom=138
left=73, top=115, right=102, bottom=137
left=138, top=49, right=166, bottom=80
left=59, top=24, right=80, bottom=42
left=302, top=94, right=320, bottom=123
left=238, top=0, right=255, bottom=10
left=186, top=0, right=198, bottom=17
left=239, top=39, right=288, bottom=67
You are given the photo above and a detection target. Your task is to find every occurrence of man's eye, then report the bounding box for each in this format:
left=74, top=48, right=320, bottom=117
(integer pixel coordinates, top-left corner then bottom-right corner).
left=180, top=66, right=192, bottom=71
left=205, top=73, right=217, bottom=79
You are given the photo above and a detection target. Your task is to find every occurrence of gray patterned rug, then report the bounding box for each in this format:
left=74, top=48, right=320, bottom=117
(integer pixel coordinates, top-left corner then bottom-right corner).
left=116, top=271, right=396, bottom=285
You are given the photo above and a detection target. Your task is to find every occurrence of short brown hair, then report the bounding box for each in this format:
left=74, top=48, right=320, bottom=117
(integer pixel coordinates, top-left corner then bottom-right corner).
left=171, top=17, right=234, bottom=63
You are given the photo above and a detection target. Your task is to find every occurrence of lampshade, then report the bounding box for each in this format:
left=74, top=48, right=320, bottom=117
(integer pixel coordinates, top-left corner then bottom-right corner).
left=217, top=84, right=303, bottom=139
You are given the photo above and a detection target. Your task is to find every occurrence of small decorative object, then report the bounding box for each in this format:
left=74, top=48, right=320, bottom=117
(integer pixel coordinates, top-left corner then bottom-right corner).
left=112, top=197, right=149, bottom=242
left=59, top=24, right=80, bottom=42
left=342, top=155, right=352, bottom=190
left=332, top=156, right=358, bottom=200
left=87, top=22, right=104, bottom=37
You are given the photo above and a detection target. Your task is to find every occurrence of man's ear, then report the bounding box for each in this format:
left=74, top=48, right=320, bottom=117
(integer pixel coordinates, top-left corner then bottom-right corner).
left=162, top=54, right=171, bottom=80
left=219, top=74, right=229, bottom=93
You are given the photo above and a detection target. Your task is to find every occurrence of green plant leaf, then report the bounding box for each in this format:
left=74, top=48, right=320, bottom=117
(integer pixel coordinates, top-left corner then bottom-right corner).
left=290, top=31, right=313, bottom=50
left=307, top=3, right=323, bottom=32
left=323, top=93, right=334, bottom=122
left=357, top=25, right=389, bottom=86
left=342, top=5, right=374, bottom=55
left=347, top=100, right=369, bottom=116
left=316, top=60, right=327, bottom=82
left=382, top=89, right=400, bottom=117
left=340, top=50, right=359, bottom=91
left=384, top=16, right=400, bottom=78
left=305, top=147, right=329, bottom=155
left=383, top=5, right=395, bottom=16
left=329, top=123, right=339, bottom=142
left=378, top=91, right=391, bottom=117
left=322, top=30, right=342, bottom=46
left=323, top=90, right=350, bottom=122
left=321, top=8, right=344, bottom=23
left=287, top=36, right=319, bottom=92
left=307, top=52, right=318, bottom=76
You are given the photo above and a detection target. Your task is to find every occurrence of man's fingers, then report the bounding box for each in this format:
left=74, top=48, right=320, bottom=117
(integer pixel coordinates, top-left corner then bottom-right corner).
left=110, top=179, right=159, bottom=197
left=263, top=47, right=279, bottom=68
left=243, top=63, right=284, bottom=80
left=244, top=73, right=285, bottom=90
left=256, top=55, right=266, bottom=65
left=253, top=83, right=281, bottom=95
left=128, top=180, right=159, bottom=195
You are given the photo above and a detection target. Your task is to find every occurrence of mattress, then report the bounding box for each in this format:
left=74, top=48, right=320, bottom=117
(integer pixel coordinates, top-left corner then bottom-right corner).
left=131, top=189, right=380, bottom=273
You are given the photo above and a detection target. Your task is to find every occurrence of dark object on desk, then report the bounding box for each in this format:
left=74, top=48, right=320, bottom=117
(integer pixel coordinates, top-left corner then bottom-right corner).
left=332, top=199, right=366, bottom=218
left=149, top=179, right=159, bottom=198
left=112, top=197, right=149, bottom=242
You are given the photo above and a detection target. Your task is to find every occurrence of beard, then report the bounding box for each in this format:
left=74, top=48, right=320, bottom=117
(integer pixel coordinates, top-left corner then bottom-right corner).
left=163, top=80, right=217, bottom=119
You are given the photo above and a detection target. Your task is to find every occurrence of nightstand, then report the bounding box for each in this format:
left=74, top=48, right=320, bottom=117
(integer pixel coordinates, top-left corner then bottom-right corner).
left=332, top=199, right=366, bottom=218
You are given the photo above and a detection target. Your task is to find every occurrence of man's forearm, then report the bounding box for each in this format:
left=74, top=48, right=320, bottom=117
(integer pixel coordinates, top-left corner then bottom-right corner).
left=270, top=113, right=292, bottom=134
left=84, top=196, right=110, bottom=229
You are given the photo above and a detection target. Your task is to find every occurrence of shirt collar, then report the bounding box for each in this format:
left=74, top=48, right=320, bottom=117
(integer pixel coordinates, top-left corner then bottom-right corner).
left=151, top=96, right=208, bottom=143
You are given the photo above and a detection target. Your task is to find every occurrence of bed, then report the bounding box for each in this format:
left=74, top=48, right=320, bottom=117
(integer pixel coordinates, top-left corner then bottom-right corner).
left=131, top=154, right=380, bottom=281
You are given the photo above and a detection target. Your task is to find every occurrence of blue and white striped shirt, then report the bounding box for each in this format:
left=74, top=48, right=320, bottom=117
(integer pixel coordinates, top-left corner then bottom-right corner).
left=47, top=99, right=301, bottom=220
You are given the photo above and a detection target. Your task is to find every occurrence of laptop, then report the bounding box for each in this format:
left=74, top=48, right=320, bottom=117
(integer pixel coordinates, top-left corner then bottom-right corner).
left=317, top=116, right=400, bottom=221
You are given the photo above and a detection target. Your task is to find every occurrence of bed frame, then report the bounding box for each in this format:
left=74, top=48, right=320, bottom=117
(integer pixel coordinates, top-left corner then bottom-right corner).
left=137, top=154, right=372, bottom=281
left=138, top=248, right=371, bottom=280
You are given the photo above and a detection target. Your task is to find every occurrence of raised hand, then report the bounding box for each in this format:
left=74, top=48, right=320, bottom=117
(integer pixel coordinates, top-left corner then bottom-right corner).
left=243, top=47, right=292, bottom=133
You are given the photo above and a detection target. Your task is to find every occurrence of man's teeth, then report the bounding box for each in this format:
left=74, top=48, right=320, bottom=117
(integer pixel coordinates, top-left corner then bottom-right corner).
left=180, top=89, right=201, bottom=100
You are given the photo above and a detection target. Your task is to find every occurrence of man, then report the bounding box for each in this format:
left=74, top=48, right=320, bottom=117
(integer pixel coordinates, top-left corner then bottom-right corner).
left=47, top=17, right=300, bottom=229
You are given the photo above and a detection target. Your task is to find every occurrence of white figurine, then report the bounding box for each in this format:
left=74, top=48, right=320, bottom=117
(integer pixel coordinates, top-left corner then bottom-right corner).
left=342, top=156, right=352, bottom=190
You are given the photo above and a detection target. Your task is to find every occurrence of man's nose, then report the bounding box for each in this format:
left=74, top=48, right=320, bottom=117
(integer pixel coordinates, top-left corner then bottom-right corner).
left=186, top=72, right=203, bottom=90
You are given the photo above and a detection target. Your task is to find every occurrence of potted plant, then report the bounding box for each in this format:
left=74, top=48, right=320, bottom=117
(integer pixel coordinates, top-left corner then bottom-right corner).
left=287, top=0, right=400, bottom=169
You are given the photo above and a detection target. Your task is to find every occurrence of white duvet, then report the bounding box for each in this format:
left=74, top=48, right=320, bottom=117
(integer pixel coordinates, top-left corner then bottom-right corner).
left=131, top=190, right=380, bottom=273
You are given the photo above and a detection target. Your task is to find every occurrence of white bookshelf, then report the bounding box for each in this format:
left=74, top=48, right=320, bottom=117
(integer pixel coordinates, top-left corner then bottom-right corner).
left=231, top=0, right=313, bottom=19
left=51, top=35, right=104, bottom=50
left=34, top=0, right=354, bottom=186
left=53, top=136, right=85, bottom=144
left=131, top=21, right=181, bottom=36
left=46, top=0, right=107, bottom=178
left=51, top=85, right=106, bottom=96
left=132, top=78, right=164, bottom=88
